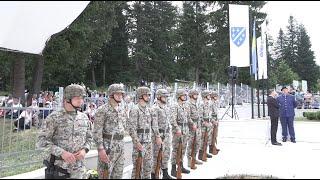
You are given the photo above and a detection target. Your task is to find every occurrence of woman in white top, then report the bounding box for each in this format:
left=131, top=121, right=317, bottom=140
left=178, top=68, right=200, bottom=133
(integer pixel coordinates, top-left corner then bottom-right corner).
left=14, top=108, right=33, bottom=130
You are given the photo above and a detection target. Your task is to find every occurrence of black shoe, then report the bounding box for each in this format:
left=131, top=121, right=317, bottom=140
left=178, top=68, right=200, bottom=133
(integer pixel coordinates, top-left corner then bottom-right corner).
left=171, top=164, right=177, bottom=177
left=207, top=153, right=212, bottom=158
left=181, top=164, right=190, bottom=174
left=282, top=138, right=287, bottom=142
left=272, top=142, right=282, bottom=146
left=162, top=169, right=173, bottom=179
left=209, top=145, right=213, bottom=154
left=291, top=139, right=296, bottom=143
left=151, top=173, right=155, bottom=179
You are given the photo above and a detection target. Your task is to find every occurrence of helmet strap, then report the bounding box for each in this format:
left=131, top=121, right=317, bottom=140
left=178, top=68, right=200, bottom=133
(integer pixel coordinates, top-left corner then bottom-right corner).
left=67, top=99, right=81, bottom=113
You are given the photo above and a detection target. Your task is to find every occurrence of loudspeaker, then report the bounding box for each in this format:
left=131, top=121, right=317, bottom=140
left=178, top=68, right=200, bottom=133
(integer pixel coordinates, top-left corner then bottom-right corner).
left=228, top=66, right=238, bottom=80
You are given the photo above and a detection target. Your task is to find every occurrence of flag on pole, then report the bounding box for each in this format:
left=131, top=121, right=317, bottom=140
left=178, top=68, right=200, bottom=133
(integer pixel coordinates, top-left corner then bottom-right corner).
left=250, top=20, right=258, bottom=80
left=258, top=20, right=268, bottom=79
left=229, top=4, right=250, bottom=67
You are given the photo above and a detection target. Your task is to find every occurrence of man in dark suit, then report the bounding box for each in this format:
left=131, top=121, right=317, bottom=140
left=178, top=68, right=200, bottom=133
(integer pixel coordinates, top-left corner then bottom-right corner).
left=277, top=86, right=297, bottom=143
left=267, top=89, right=282, bottom=146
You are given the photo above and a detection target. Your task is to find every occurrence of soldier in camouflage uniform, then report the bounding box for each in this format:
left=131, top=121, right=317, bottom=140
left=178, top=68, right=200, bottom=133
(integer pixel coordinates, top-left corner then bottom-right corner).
left=186, top=89, right=204, bottom=169
left=127, top=87, right=162, bottom=179
left=198, top=90, right=213, bottom=160
left=170, top=89, right=191, bottom=177
left=209, top=91, right=220, bottom=154
left=37, top=84, right=93, bottom=179
left=92, top=83, right=128, bottom=179
left=151, top=89, right=173, bottom=179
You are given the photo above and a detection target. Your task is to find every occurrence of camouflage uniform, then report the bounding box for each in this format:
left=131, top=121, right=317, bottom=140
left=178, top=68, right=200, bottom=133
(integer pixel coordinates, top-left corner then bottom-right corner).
left=37, top=84, right=92, bottom=179
left=92, top=83, right=128, bottom=179
left=199, top=90, right=213, bottom=158
left=128, top=87, right=160, bottom=179
left=186, top=89, right=202, bottom=167
left=151, top=89, right=172, bottom=178
left=209, top=91, right=219, bottom=149
left=170, top=89, right=190, bottom=177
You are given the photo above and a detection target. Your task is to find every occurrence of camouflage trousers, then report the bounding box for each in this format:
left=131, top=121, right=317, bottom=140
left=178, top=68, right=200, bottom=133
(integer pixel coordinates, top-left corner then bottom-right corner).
left=53, top=159, right=87, bottom=179
left=187, top=127, right=201, bottom=158
left=131, top=142, right=153, bottom=179
left=171, top=131, right=188, bottom=165
left=208, top=123, right=219, bottom=146
left=199, top=124, right=212, bottom=151
left=152, top=131, right=172, bottom=172
left=97, top=139, right=125, bottom=179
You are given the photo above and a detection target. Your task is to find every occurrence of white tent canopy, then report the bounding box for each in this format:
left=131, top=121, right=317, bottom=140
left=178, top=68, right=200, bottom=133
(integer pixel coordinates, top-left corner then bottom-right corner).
left=0, top=1, right=90, bottom=55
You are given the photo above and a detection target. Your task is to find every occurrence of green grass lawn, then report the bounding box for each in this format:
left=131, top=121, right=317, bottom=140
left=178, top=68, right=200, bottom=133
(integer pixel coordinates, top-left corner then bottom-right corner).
left=0, top=118, right=45, bottom=178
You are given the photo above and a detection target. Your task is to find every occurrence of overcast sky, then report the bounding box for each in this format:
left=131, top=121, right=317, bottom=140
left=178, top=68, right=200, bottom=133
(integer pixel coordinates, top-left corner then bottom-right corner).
left=172, top=1, right=320, bottom=66
left=262, top=1, right=320, bottom=65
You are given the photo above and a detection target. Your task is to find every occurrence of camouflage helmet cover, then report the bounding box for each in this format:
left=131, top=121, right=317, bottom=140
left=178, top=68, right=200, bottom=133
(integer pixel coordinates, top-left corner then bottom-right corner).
left=156, top=89, right=169, bottom=98
left=211, top=91, right=218, bottom=97
left=176, top=89, right=187, bottom=98
left=201, top=90, right=211, bottom=98
left=108, top=83, right=125, bottom=96
left=188, top=89, right=199, bottom=97
left=136, top=86, right=151, bottom=98
left=64, top=83, right=86, bottom=100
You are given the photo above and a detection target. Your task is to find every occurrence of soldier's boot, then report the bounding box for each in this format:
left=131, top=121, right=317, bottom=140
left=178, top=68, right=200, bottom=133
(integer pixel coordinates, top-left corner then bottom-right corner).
left=162, top=169, right=173, bottom=179
left=181, top=164, right=190, bottom=174
left=188, top=157, right=197, bottom=170
left=207, top=153, right=212, bottom=158
left=195, top=157, right=203, bottom=165
left=151, top=173, right=156, bottom=179
left=171, top=164, right=177, bottom=177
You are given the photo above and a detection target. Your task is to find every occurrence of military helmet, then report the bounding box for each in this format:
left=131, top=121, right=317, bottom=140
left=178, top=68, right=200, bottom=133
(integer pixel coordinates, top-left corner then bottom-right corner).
left=202, top=90, right=211, bottom=98
left=188, top=89, right=199, bottom=97
left=211, top=91, right=218, bottom=97
left=156, top=89, right=169, bottom=98
left=176, top=89, right=187, bottom=98
left=64, top=83, right=86, bottom=100
left=108, top=83, right=125, bottom=96
left=136, top=87, right=151, bottom=98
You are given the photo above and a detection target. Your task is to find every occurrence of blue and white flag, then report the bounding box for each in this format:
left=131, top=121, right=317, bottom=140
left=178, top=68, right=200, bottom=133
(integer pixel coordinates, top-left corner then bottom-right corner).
left=229, top=4, right=250, bottom=67
left=257, top=20, right=268, bottom=79
left=251, top=20, right=257, bottom=80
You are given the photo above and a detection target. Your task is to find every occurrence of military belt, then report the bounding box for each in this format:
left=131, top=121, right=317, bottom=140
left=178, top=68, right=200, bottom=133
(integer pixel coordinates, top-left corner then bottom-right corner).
left=177, top=122, right=188, bottom=126
left=103, top=133, right=124, bottom=140
left=159, top=128, right=170, bottom=134
left=137, top=129, right=150, bottom=133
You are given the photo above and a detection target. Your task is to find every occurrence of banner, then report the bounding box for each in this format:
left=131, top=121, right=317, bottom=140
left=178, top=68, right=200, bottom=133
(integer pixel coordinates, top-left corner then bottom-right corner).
left=250, top=20, right=257, bottom=80
left=0, top=1, right=90, bottom=55
left=229, top=4, right=250, bottom=67
left=257, top=20, right=268, bottom=79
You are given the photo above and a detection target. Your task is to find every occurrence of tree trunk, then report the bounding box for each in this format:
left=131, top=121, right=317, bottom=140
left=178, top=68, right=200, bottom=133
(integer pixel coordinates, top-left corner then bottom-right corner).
left=27, top=55, right=44, bottom=106
left=102, top=60, right=106, bottom=86
left=195, top=66, right=199, bottom=84
left=91, top=63, right=97, bottom=88
left=12, top=53, right=25, bottom=106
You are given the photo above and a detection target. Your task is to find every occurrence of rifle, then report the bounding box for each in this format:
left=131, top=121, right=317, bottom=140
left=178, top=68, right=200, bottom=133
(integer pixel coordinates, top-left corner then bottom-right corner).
left=155, top=144, right=163, bottom=179
left=176, top=137, right=183, bottom=179
left=190, top=130, right=197, bottom=169
left=135, top=150, right=143, bottom=179
left=102, top=148, right=111, bottom=179
left=202, top=127, right=208, bottom=162
left=211, top=123, right=219, bottom=155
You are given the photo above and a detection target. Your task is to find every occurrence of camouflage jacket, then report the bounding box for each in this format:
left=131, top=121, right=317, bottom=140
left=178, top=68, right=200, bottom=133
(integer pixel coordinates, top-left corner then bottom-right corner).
left=210, top=100, right=219, bottom=121
left=151, top=101, right=171, bottom=134
left=200, top=100, right=211, bottom=123
left=92, top=101, right=128, bottom=148
left=187, top=100, right=201, bottom=127
left=128, top=103, right=160, bottom=146
left=170, top=101, right=190, bottom=134
left=37, top=108, right=93, bottom=170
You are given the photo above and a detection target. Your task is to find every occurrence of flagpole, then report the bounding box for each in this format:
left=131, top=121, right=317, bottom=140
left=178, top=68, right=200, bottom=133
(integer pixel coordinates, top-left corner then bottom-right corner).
left=249, top=10, right=254, bottom=119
